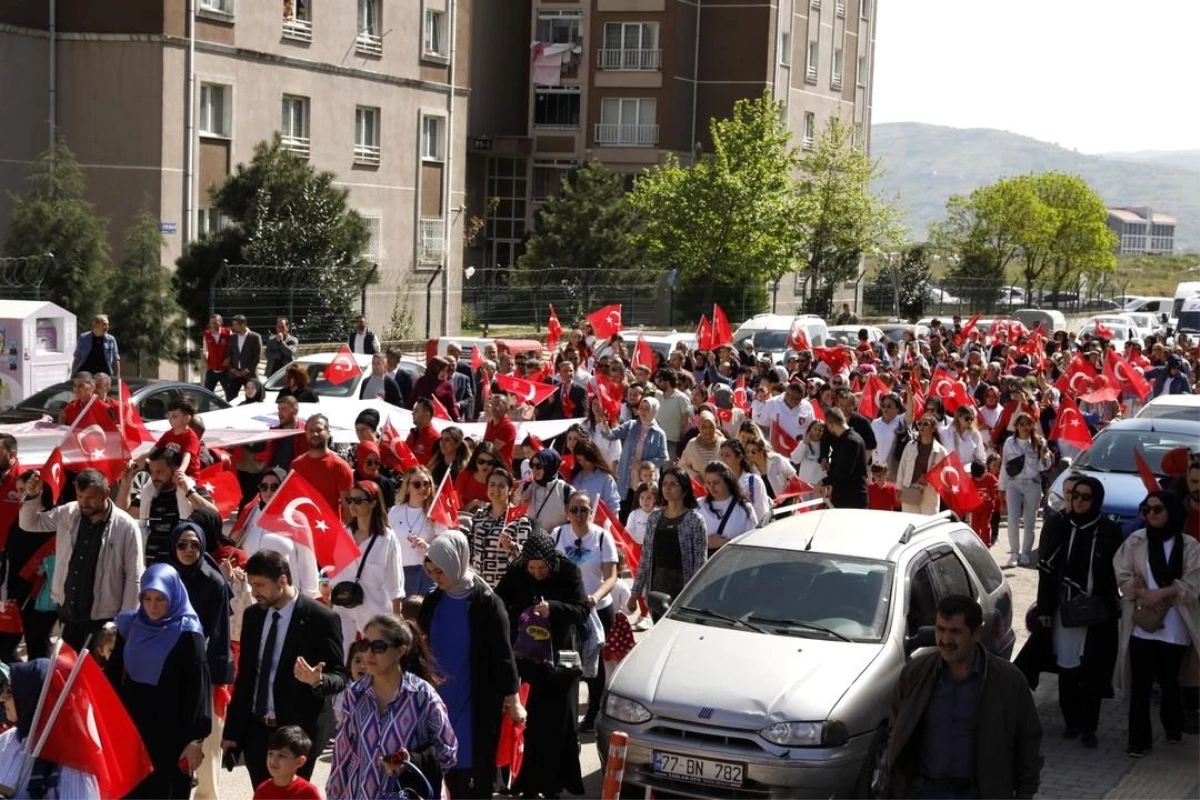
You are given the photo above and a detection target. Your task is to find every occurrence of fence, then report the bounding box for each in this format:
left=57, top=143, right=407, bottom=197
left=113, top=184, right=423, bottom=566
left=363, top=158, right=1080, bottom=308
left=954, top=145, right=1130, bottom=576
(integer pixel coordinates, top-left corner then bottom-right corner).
left=0, top=255, right=55, bottom=300
left=861, top=273, right=1132, bottom=320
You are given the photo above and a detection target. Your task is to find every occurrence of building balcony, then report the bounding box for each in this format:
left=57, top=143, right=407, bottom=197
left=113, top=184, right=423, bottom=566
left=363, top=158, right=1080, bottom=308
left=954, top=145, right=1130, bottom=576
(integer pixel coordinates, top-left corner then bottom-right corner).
left=597, top=48, right=662, bottom=71
left=356, top=31, right=383, bottom=56
left=594, top=123, right=659, bottom=146
left=281, top=135, right=310, bottom=158
left=419, top=219, right=445, bottom=263
left=282, top=17, right=312, bottom=42
left=354, top=143, right=381, bottom=166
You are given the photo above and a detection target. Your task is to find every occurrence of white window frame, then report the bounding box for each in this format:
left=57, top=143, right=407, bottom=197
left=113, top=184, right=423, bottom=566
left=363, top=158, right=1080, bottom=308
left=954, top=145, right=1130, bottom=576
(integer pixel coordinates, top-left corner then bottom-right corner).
left=199, top=0, right=234, bottom=15
left=599, top=22, right=661, bottom=71
left=357, top=0, right=383, bottom=55
left=199, top=82, right=232, bottom=138
left=424, top=8, right=448, bottom=59
left=361, top=213, right=385, bottom=262
left=536, top=11, right=583, bottom=44
left=803, top=111, right=816, bottom=150
left=282, top=0, right=312, bottom=41
left=197, top=209, right=231, bottom=236
left=281, top=95, right=310, bottom=157
left=354, top=106, right=381, bottom=166
left=421, top=112, right=445, bottom=162
left=596, top=97, right=658, bottom=146
left=806, top=40, right=819, bottom=83
left=831, top=47, right=843, bottom=89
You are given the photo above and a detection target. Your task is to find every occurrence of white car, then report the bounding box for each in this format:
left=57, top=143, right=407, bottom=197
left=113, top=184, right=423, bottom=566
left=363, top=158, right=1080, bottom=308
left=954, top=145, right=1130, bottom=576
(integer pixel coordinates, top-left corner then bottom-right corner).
left=732, top=314, right=829, bottom=362
left=826, top=325, right=884, bottom=346
left=259, top=352, right=424, bottom=406
left=1125, top=312, right=1162, bottom=337
left=635, top=332, right=698, bottom=363
left=1135, top=394, right=1200, bottom=421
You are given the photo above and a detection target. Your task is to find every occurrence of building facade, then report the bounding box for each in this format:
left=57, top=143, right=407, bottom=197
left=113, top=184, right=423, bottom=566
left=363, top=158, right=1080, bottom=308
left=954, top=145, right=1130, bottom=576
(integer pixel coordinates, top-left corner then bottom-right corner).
left=1106, top=207, right=1175, bottom=255
left=0, top=0, right=469, bottom=339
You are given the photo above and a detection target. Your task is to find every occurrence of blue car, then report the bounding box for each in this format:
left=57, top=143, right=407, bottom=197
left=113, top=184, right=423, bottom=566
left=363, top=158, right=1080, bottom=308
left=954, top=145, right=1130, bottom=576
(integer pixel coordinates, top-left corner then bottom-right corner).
left=1047, top=417, right=1198, bottom=534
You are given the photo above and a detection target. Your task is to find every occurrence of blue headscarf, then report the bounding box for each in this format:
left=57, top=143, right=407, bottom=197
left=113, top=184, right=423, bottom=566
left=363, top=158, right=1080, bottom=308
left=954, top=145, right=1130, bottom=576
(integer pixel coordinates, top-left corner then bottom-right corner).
left=116, top=563, right=204, bottom=685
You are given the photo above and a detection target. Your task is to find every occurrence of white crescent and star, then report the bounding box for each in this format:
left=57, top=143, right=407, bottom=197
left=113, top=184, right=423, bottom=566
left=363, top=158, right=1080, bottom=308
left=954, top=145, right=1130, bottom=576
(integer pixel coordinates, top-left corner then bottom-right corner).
left=1069, top=371, right=1091, bottom=394
left=49, top=462, right=62, bottom=485
left=941, top=465, right=962, bottom=494
left=283, top=497, right=320, bottom=528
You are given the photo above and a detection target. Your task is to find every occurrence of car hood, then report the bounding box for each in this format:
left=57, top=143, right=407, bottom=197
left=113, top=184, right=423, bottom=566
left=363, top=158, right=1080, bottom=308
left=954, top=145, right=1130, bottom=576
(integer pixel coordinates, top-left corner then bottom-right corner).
left=611, top=618, right=882, bottom=729
left=1053, top=469, right=1152, bottom=518
left=0, top=409, right=52, bottom=425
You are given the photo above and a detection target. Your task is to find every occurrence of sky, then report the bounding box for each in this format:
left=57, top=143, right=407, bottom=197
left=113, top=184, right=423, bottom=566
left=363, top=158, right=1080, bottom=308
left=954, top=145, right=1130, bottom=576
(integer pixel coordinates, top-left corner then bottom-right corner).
left=872, top=0, right=1200, bottom=154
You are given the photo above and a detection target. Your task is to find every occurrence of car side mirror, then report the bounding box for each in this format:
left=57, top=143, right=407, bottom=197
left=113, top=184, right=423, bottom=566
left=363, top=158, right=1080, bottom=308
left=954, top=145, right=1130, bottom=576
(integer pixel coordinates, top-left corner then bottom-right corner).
left=647, top=591, right=672, bottom=622
left=904, top=625, right=936, bottom=655
left=1056, top=457, right=1073, bottom=471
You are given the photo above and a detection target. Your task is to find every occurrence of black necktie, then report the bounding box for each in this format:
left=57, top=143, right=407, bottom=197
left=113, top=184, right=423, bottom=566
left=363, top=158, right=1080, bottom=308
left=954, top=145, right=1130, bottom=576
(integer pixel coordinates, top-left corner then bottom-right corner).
left=254, top=610, right=281, bottom=717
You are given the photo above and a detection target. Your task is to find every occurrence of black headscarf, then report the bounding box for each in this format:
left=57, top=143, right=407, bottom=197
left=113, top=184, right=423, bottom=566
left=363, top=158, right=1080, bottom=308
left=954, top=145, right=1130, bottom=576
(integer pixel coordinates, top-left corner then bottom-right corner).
left=168, top=520, right=235, bottom=684
left=1058, top=475, right=1106, bottom=595
left=11, top=660, right=60, bottom=799
left=189, top=507, right=235, bottom=555
left=1144, top=490, right=1185, bottom=588
left=532, top=448, right=562, bottom=487
left=520, top=529, right=563, bottom=574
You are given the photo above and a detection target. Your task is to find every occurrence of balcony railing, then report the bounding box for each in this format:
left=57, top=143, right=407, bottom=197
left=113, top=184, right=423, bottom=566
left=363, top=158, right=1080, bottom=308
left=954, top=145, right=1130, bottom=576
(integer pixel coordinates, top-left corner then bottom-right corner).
left=354, top=143, right=381, bottom=166
left=831, top=75, right=842, bottom=90
left=356, top=31, right=383, bottom=56
left=803, top=136, right=815, bottom=151
left=281, top=135, right=310, bottom=158
left=596, top=48, right=662, bottom=71
left=594, top=123, right=659, bottom=146
left=836, top=0, right=845, bottom=16
left=419, top=219, right=445, bottom=262
left=805, top=65, right=817, bottom=83
left=282, top=17, right=312, bottom=41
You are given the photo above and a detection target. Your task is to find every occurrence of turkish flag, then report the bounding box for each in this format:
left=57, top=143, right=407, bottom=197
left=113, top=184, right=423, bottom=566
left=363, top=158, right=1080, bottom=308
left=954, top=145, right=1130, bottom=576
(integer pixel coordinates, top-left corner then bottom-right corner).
left=496, top=374, right=557, bottom=407
left=430, top=395, right=454, bottom=421
left=924, top=452, right=983, bottom=518
left=471, top=345, right=484, bottom=370
left=61, top=401, right=128, bottom=484
left=1055, top=355, right=1100, bottom=399
left=324, top=345, right=362, bottom=386
left=811, top=400, right=825, bottom=421
left=631, top=336, right=655, bottom=373
left=857, top=374, right=891, bottom=419
left=954, top=314, right=980, bottom=347
left=733, top=375, right=750, bottom=412
left=772, top=477, right=818, bottom=506
left=928, top=370, right=973, bottom=414
left=593, top=372, right=624, bottom=425
left=547, top=304, right=563, bottom=351
left=787, top=318, right=810, bottom=351
left=381, top=419, right=421, bottom=472
left=40, top=447, right=66, bottom=504
left=710, top=304, right=734, bottom=349
left=695, top=314, right=713, bottom=352
left=1133, top=447, right=1162, bottom=494
left=1094, top=320, right=1115, bottom=340
left=596, top=500, right=639, bottom=575
left=258, top=471, right=360, bottom=573
left=1104, top=349, right=1151, bottom=400
left=813, top=347, right=851, bottom=374
left=195, top=462, right=242, bottom=518
left=586, top=304, right=623, bottom=341
left=496, top=683, right=531, bottom=778
left=690, top=473, right=707, bottom=498
left=1048, top=393, right=1093, bottom=450
left=428, top=470, right=462, bottom=527
left=769, top=420, right=798, bottom=457
left=506, top=501, right=530, bottom=524
left=559, top=454, right=575, bottom=480
left=117, top=380, right=155, bottom=452
left=37, top=643, right=154, bottom=800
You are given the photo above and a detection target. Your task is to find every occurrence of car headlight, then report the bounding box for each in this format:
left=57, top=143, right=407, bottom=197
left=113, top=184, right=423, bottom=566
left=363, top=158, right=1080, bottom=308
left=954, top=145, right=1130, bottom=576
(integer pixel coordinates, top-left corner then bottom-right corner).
left=1046, top=489, right=1065, bottom=512
left=761, top=720, right=849, bottom=747
left=604, top=694, right=652, bottom=724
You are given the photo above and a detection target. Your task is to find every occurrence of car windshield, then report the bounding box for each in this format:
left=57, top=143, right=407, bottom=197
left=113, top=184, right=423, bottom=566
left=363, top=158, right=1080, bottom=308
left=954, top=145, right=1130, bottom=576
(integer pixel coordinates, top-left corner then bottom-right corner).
left=1138, top=403, right=1200, bottom=422
left=17, top=384, right=75, bottom=412
left=749, top=330, right=789, bottom=350
left=1075, top=428, right=1197, bottom=475
left=671, top=546, right=893, bottom=642
left=1177, top=310, right=1200, bottom=335
left=262, top=362, right=359, bottom=398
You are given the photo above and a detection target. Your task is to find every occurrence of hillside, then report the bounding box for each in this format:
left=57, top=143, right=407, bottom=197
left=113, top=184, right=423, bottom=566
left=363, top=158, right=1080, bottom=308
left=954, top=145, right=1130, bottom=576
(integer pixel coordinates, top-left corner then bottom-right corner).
left=1098, top=149, right=1200, bottom=173
left=870, top=123, right=1200, bottom=252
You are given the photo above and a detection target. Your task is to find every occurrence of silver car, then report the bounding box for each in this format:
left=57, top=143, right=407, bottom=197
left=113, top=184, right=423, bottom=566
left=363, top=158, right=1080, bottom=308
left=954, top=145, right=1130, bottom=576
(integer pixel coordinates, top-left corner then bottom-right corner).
left=597, top=509, right=1014, bottom=799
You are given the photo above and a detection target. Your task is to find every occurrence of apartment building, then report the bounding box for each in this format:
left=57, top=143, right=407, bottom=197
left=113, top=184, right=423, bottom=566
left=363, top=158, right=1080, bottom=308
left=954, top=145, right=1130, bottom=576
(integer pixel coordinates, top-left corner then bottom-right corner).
left=1106, top=207, right=1175, bottom=255
left=0, top=0, right=469, bottom=337
left=464, top=0, right=877, bottom=278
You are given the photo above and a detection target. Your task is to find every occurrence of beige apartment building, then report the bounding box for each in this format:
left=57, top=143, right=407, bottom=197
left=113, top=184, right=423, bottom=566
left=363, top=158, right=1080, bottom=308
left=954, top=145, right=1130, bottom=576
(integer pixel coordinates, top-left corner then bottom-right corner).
left=0, top=0, right=469, bottom=337
left=464, top=0, right=878, bottom=288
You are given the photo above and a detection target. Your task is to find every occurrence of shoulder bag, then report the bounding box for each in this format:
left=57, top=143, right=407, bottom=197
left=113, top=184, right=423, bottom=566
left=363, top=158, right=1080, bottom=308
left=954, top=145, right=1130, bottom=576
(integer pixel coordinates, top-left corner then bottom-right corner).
left=1059, top=533, right=1108, bottom=628
left=331, top=533, right=379, bottom=608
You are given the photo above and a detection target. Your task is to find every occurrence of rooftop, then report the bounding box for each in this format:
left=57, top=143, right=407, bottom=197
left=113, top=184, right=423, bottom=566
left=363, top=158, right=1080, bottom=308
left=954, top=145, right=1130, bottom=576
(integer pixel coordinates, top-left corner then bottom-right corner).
left=735, top=508, right=962, bottom=561
left=1107, top=207, right=1176, bottom=225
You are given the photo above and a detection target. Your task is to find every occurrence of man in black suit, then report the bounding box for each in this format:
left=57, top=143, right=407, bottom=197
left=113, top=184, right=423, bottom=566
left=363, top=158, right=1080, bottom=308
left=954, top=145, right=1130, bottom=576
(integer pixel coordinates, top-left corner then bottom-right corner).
left=225, top=314, right=263, bottom=398
left=821, top=407, right=869, bottom=509
left=540, top=360, right=588, bottom=420
left=385, top=349, right=415, bottom=409
left=222, top=550, right=346, bottom=788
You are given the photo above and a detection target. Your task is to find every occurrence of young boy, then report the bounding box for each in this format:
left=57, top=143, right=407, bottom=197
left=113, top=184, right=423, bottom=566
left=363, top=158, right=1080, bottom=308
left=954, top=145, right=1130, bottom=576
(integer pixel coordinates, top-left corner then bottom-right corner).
left=867, top=463, right=899, bottom=511
left=253, top=725, right=322, bottom=799
left=153, top=397, right=201, bottom=477
left=985, top=453, right=1003, bottom=545
left=971, top=458, right=1001, bottom=547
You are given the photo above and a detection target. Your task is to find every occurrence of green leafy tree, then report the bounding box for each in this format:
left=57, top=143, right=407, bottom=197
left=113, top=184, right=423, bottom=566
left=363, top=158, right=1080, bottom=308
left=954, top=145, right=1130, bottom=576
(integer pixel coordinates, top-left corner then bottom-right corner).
left=3, top=137, right=110, bottom=319
left=108, top=199, right=184, bottom=375
left=175, top=135, right=371, bottom=341
left=632, top=92, right=799, bottom=318
left=793, top=118, right=905, bottom=316
left=943, top=245, right=1005, bottom=312
left=1023, top=172, right=1118, bottom=306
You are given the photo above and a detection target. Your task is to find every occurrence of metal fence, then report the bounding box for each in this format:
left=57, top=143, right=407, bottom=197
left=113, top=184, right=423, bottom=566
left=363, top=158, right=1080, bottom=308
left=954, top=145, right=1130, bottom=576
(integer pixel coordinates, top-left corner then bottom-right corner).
left=862, top=274, right=1132, bottom=320
left=0, top=255, right=55, bottom=300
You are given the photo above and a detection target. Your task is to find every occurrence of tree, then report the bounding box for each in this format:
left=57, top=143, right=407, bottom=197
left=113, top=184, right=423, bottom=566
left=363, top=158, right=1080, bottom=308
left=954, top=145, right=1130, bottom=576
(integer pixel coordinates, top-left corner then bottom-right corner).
left=793, top=117, right=905, bottom=316
left=632, top=92, right=799, bottom=318
left=1022, top=172, right=1117, bottom=306
left=175, top=135, right=371, bottom=341
left=3, top=137, right=110, bottom=319
left=515, top=162, right=643, bottom=290
left=107, top=199, right=184, bottom=375
left=943, top=246, right=1005, bottom=312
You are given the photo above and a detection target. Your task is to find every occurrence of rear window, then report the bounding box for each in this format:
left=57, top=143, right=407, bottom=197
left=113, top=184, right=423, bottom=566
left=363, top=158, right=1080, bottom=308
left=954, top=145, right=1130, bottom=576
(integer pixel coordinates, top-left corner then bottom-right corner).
left=950, top=528, right=1004, bottom=593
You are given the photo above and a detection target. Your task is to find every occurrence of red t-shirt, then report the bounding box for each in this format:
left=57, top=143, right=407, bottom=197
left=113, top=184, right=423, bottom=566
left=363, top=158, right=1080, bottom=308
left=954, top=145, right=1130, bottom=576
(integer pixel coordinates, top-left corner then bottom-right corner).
left=155, top=428, right=202, bottom=477
left=291, top=451, right=355, bottom=514
left=62, top=400, right=86, bottom=426
left=484, top=417, right=518, bottom=466
left=867, top=482, right=898, bottom=512
left=406, top=423, right=440, bottom=466
left=253, top=776, right=322, bottom=799
left=204, top=327, right=232, bottom=371
left=455, top=470, right=490, bottom=509
left=972, top=472, right=1000, bottom=516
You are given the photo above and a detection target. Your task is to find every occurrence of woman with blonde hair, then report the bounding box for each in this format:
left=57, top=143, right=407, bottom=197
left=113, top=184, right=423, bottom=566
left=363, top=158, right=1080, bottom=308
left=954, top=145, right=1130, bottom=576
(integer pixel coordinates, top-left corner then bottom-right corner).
left=1000, top=411, right=1053, bottom=567
left=389, top=466, right=447, bottom=596
left=791, top=419, right=827, bottom=488
left=678, top=410, right=725, bottom=478
left=896, top=411, right=949, bottom=515
left=948, top=403, right=989, bottom=464
left=744, top=436, right=797, bottom=499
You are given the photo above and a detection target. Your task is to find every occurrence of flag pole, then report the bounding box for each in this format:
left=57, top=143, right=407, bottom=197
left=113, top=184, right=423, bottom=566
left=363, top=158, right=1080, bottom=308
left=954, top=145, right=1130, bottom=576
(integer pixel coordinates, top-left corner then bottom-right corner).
left=430, top=466, right=451, bottom=511
left=22, top=638, right=62, bottom=758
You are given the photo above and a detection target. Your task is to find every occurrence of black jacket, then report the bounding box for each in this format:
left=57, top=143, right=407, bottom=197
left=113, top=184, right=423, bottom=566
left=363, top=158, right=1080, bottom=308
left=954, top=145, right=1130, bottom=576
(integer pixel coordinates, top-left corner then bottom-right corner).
left=224, top=593, right=346, bottom=745
left=418, top=578, right=521, bottom=772
left=822, top=428, right=868, bottom=509
left=393, top=368, right=415, bottom=409
left=358, top=372, right=404, bottom=406
left=349, top=329, right=381, bottom=355
left=495, top=560, right=589, bottom=653
left=539, top=382, right=588, bottom=421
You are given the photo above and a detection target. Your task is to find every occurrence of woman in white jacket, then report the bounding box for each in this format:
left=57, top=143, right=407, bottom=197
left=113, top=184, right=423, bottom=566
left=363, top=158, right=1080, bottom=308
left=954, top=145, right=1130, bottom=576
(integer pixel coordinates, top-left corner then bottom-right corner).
left=745, top=436, right=797, bottom=499
left=791, top=419, right=827, bottom=488
left=896, top=414, right=949, bottom=515
left=946, top=404, right=989, bottom=466
left=999, top=412, right=1053, bottom=567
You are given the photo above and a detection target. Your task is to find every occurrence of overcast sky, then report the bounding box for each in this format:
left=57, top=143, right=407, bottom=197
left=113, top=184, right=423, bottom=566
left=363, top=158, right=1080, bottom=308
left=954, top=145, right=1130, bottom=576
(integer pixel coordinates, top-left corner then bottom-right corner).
left=872, top=0, right=1200, bottom=154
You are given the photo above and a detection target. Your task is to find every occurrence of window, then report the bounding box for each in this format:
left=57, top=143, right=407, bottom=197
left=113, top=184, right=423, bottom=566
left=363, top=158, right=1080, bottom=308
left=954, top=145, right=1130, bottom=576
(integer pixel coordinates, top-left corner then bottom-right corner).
left=534, top=87, right=581, bottom=128
left=600, top=22, right=660, bottom=70
left=950, top=530, right=1004, bottom=593
left=779, top=31, right=791, bottom=66
left=196, top=209, right=230, bottom=236
left=485, top=157, right=528, bottom=268
left=906, top=564, right=936, bottom=636
left=803, top=111, right=815, bottom=149
left=281, top=0, right=311, bottom=41
left=355, top=106, right=381, bottom=165
left=832, top=47, right=843, bottom=89
left=419, top=219, right=445, bottom=263
left=836, top=0, right=845, bottom=16
left=531, top=160, right=577, bottom=201
left=424, top=9, right=447, bottom=58
left=199, top=83, right=231, bottom=137
left=857, top=54, right=867, bottom=87
left=281, top=95, right=309, bottom=157
left=361, top=214, right=384, bottom=261
left=860, top=0, right=870, bottom=18
left=928, top=551, right=972, bottom=599
left=536, top=11, right=582, bottom=44
left=421, top=114, right=444, bottom=161
left=597, top=98, right=657, bottom=146
left=357, top=0, right=382, bottom=55
left=806, top=39, right=818, bottom=83
left=199, top=0, right=233, bottom=14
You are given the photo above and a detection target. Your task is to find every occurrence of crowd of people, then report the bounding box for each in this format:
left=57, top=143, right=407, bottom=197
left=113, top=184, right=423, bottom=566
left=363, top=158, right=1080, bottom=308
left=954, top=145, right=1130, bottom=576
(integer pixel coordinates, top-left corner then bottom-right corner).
left=0, top=306, right=1195, bottom=798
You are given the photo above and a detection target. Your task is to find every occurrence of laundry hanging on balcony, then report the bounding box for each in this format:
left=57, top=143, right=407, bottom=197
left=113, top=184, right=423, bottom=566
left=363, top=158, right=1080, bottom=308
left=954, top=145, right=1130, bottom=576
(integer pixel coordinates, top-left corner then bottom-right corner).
left=530, top=41, right=576, bottom=87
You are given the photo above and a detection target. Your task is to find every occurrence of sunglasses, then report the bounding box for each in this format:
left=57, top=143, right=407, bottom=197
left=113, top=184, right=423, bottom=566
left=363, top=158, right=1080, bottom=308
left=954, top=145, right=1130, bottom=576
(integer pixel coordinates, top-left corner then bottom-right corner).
left=918, top=421, right=936, bottom=428
left=408, top=480, right=429, bottom=489
left=477, top=459, right=498, bottom=467
left=346, top=496, right=373, bottom=505
left=364, top=638, right=400, bottom=654
left=259, top=482, right=280, bottom=491
left=1140, top=503, right=1167, bottom=515
left=1069, top=491, right=1093, bottom=501
left=567, top=506, right=591, bottom=515
left=176, top=540, right=202, bottom=552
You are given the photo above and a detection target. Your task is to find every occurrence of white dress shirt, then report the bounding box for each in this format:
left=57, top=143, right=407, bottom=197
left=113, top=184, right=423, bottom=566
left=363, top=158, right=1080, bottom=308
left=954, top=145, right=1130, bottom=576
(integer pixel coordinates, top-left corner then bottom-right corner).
left=255, top=592, right=299, bottom=718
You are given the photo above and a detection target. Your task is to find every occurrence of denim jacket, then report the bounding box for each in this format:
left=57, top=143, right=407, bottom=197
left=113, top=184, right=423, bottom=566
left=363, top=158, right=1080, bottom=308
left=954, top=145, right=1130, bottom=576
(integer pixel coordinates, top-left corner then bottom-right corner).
left=600, top=420, right=669, bottom=496
left=70, top=331, right=120, bottom=374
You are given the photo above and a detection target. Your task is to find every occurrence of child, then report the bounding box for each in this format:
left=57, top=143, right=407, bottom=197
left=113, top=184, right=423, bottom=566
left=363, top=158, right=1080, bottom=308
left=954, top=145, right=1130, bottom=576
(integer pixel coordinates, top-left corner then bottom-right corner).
left=637, top=462, right=660, bottom=490
left=90, top=621, right=118, bottom=668
left=971, top=459, right=1001, bottom=547
left=867, top=463, right=899, bottom=511
left=400, top=594, right=424, bottom=624
left=625, top=481, right=659, bottom=547
left=153, top=397, right=201, bottom=477
left=986, top=453, right=1003, bottom=545
left=317, top=570, right=332, bottom=608
left=253, top=725, right=322, bottom=799
left=333, top=641, right=371, bottom=727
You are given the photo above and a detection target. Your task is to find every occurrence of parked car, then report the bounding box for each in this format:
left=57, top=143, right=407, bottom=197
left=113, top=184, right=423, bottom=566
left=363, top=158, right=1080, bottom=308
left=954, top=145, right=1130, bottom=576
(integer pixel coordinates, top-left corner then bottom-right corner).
left=732, top=315, right=829, bottom=362
left=876, top=323, right=931, bottom=344
left=598, top=509, right=1014, bottom=799
left=0, top=378, right=229, bottom=426
left=826, top=325, right=884, bottom=346
left=259, top=352, right=424, bottom=405
left=1125, top=312, right=1163, bottom=337
left=636, top=332, right=698, bottom=363
left=1013, top=309, right=1067, bottom=332
left=1135, top=394, right=1200, bottom=422
left=1123, top=296, right=1173, bottom=314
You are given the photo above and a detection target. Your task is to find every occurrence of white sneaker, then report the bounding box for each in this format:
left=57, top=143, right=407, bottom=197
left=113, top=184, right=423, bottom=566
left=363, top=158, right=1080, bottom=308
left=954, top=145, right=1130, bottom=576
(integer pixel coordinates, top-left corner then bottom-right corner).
left=633, top=617, right=653, bottom=632
left=1019, top=553, right=1033, bottom=567
left=1005, top=554, right=1020, bottom=568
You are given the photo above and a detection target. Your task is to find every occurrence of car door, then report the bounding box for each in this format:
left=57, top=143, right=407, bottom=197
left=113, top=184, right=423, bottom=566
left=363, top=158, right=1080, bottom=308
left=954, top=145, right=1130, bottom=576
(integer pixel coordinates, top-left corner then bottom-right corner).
left=178, top=386, right=225, bottom=414
left=904, top=545, right=971, bottom=638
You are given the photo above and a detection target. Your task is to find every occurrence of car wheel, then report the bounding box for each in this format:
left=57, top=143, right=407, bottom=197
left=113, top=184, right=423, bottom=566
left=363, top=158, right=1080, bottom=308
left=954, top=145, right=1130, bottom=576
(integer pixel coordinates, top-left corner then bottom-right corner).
left=130, top=468, right=150, bottom=507
left=852, top=724, right=888, bottom=799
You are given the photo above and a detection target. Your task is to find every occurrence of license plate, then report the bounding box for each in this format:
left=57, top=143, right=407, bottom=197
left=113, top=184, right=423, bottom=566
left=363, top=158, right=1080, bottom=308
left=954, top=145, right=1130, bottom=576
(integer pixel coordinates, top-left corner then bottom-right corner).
left=652, top=751, right=745, bottom=787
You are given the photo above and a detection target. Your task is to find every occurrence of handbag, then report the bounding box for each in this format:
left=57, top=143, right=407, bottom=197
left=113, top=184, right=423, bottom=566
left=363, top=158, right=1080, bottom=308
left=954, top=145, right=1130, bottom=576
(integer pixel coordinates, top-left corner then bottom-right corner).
left=1132, top=601, right=1169, bottom=633
left=1005, top=454, right=1026, bottom=478
left=331, top=534, right=378, bottom=609
left=1059, top=533, right=1108, bottom=628
left=513, top=607, right=554, bottom=663
left=378, top=760, right=436, bottom=800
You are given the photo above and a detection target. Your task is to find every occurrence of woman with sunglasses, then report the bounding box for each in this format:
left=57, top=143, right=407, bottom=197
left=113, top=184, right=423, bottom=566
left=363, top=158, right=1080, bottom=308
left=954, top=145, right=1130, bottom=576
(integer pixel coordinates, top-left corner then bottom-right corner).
left=1114, top=490, right=1200, bottom=757
left=744, top=436, right=796, bottom=499
left=389, top=467, right=446, bottom=596
left=230, top=467, right=321, bottom=598
left=895, top=411, right=949, bottom=515
left=719, top=440, right=771, bottom=525
left=1000, top=412, right=1053, bottom=567
left=455, top=442, right=501, bottom=514
left=791, top=419, right=828, bottom=488
left=353, top=439, right=396, bottom=508
left=326, top=614, right=458, bottom=800
left=948, top=404, right=988, bottom=466
left=327, top=481, right=404, bottom=659
left=495, top=530, right=590, bottom=798
left=429, top=426, right=471, bottom=487
left=1032, top=475, right=1120, bottom=748
left=520, top=447, right=574, bottom=533
left=467, top=469, right=533, bottom=588
left=569, top=439, right=622, bottom=517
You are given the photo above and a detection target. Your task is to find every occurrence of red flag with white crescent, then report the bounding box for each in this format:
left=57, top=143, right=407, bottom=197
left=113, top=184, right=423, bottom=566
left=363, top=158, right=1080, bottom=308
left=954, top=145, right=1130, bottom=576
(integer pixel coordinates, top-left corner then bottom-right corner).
left=1103, top=348, right=1151, bottom=400
left=631, top=336, right=655, bottom=373
left=1055, top=355, right=1099, bottom=399
left=787, top=318, right=810, bottom=352
left=547, top=304, right=564, bottom=351
left=61, top=401, right=128, bottom=484
left=696, top=314, right=713, bottom=352
left=258, top=471, right=359, bottom=573
left=1048, top=393, right=1093, bottom=450
left=381, top=419, right=422, bottom=471
left=195, top=462, right=243, bottom=519
left=857, top=374, right=891, bottom=419
left=769, top=421, right=798, bottom=457
left=324, top=345, right=362, bottom=386
left=924, top=452, right=983, bottom=518
left=710, top=304, right=734, bottom=349
left=586, top=304, right=623, bottom=341
left=496, top=373, right=557, bottom=407
left=40, top=447, right=67, bottom=504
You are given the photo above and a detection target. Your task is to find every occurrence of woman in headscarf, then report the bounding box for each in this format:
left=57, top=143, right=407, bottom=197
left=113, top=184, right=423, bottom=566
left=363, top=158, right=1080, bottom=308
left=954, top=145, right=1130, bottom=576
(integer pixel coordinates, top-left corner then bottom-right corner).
left=1114, top=490, right=1200, bottom=757
left=519, top=447, right=574, bottom=533
left=239, top=377, right=264, bottom=405
left=0, top=660, right=101, bottom=798
left=409, top=357, right=461, bottom=421
left=495, top=529, right=589, bottom=798
left=229, top=466, right=321, bottom=598
left=353, top=439, right=396, bottom=508
left=595, top=395, right=669, bottom=521
left=1031, top=475, right=1120, bottom=748
left=112, top=563, right=212, bottom=799
left=678, top=410, right=725, bottom=479
left=418, top=531, right=524, bottom=799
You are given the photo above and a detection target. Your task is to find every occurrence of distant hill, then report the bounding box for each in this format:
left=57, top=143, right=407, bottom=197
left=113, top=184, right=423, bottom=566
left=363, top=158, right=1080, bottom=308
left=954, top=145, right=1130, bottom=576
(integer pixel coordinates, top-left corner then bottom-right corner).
left=869, top=123, right=1200, bottom=253
left=1098, top=149, right=1200, bottom=173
